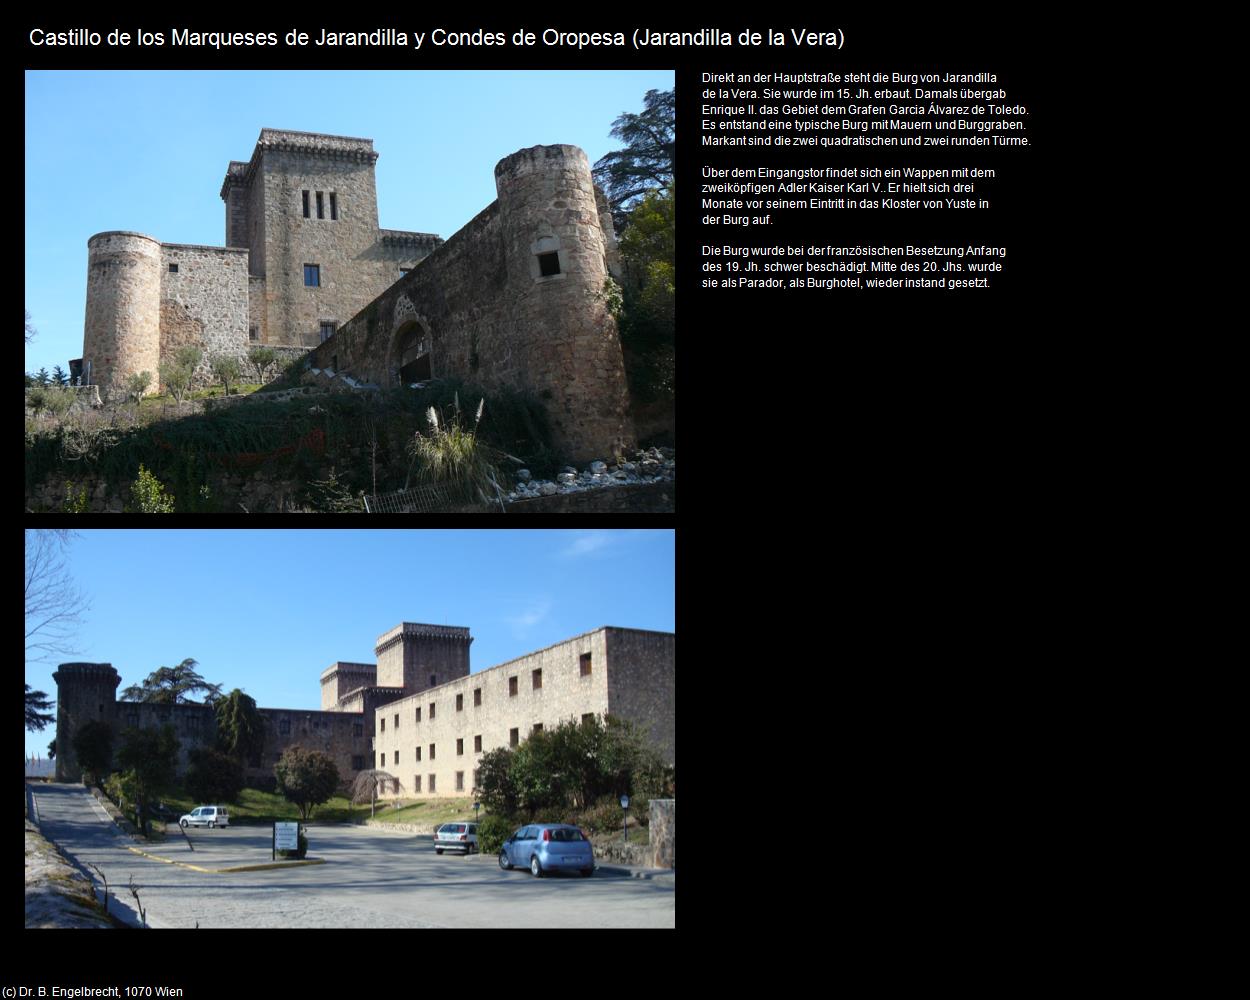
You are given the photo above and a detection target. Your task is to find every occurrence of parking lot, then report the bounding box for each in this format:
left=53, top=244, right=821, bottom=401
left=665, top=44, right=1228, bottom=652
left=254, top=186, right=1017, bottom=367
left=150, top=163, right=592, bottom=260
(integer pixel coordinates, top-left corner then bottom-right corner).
left=30, top=783, right=674, bottom=928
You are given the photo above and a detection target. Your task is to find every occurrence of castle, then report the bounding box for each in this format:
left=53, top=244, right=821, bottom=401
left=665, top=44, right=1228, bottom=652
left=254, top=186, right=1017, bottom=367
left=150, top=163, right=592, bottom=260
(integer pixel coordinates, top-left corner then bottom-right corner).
left=78, top=129, right=635, bottom=460
left=52, top=622, right=675, bottom=801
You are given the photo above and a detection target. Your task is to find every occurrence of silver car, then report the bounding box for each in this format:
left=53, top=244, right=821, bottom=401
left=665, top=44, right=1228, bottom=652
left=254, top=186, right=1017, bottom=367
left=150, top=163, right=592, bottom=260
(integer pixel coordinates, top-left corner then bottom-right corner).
left=434, top=822, right=478, bottom=854
left=498, top=823, right=594, bottom=878
left=179, top=805, right=229, bottom=828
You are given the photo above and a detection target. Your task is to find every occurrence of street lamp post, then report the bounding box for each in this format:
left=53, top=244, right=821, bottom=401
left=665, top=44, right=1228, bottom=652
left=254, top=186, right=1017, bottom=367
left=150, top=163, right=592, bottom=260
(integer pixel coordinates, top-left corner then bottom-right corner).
left=620, top=794, right=630, bottom=844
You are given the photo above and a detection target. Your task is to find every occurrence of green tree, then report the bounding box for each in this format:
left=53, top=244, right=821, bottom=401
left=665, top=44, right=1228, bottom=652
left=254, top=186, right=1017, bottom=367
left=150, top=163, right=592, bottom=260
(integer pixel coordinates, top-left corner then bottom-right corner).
left=25, top=684, right=55, bottom=731
left=71, top=719, right=114, bottom=785
left=615, top=184, right=675, bottom=401
left=473, top=747, right=520, bottom=818
left=115, top=724, right=179, bottom=837
left=129, top=464, right=176, bottom=513
left=274, top=746, right=340, bottom=821
left=209, top=354, right=243, bottom=395
left=159, top=346, right=202, bottom=404
left=592, top=88, right=675, bottom=226
left=35, top=367, right=51, bottom=387
left=124, top=370, right=153, bottom=403
left=185, top=747, right=243, bottom=804
left=214, top=689, right=265, bottom=765
left=247, top=346, right=278, bottom=384
left=51, top=365, right=69, bottom=387
left=47, top=738, right=56, bottom=760
left=119, top=658, right=222, bottom=704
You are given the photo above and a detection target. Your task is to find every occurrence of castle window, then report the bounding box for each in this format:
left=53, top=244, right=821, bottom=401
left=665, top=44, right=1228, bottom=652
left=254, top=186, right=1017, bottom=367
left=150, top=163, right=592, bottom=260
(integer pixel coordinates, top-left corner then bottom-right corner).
left=474, top=688, right=481, bottom=706
left=302, top=190, right=310, bottom=217
left=168, top=263, right=178, bottom=273
left=532, top=669, right=542, bottom=690
left=456, top=738, right=464, bottom=756
left=415, top=707, right=421, bottom=723
left=510, top=728, right=519, bottom=747
left=456, top=694, right=463, bottom=712
left=456, top=771, right=464, bottom=792
left=304, top=264, right=320, bottom=287
left=429, top=774, right=436, bottom=793
left=532, top=723, right=543, bottom=735
left=509, top=677, right=518, bottom=697
left=474, top=735, right=482, bottom=753
left=320, top=322, right=335, bottom=343
left=429, top=702, right=436, bottom=719
left=330, top=193, right=338, bottom=220
left=414, top=774, right=421, bottom=793
left=394, top=750, right=400, bottom=764
left=249, top=326, right=258, bottom=342
left=429, top=743, right=436, bottom=760
left=416, top=746, right=421, bottom=761
left=580, top=652, right=592, bottom=676
left=473, top=768, right=480, bottom=790
left=380, top=717, right=385, bottom=732
left=316, top=191, right=324, bottom=219
left=394, top=713, right=400, bottom=729
left=538, top=252, right=561, bottom=277
left=381, top=752, right=386, bottom=766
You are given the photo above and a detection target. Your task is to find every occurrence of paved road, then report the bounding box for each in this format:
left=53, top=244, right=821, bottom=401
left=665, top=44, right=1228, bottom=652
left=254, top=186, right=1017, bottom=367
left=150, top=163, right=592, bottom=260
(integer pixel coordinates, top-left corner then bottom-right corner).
left=30, top=783, right=675, bottom=928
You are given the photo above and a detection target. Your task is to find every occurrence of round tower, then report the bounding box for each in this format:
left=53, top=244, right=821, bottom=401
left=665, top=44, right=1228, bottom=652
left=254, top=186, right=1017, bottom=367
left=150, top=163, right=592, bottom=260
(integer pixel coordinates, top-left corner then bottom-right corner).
left=52, top=662, right=120, bottom=783
left=494, top=145, right=635, bottom=461
left=82, top=231, right=163, bottom=401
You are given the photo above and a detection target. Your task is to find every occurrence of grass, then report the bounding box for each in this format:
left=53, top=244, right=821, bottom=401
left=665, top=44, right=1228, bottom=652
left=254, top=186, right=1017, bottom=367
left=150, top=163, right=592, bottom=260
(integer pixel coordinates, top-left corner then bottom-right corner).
left=137, top=382, right=264, bottom=413
left=366, top=797, right=484, bottom=828
left=157, top=786, right=375, bottom=825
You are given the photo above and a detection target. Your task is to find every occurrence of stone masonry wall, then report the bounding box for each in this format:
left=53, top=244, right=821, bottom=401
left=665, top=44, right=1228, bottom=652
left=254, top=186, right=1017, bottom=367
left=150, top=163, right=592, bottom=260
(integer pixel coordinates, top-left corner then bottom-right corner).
left=308, top=145, right=635, bottom=463
left=83, top=232, right=162, bottom=400
left=372, top=629, right=613, bottom=799
left=159, top=244, right=250, bottom=385
left=605, top=629, right=676, bottom=765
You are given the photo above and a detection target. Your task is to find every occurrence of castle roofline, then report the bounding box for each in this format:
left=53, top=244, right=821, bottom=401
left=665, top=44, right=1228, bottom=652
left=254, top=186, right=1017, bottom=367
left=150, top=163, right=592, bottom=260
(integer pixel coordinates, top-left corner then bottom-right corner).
left=221, top=128, right=379, bottom=200
left=320, top=661, right=377, bottom=682
left=379, top=228, right=443, bottom=246
left=374, top=622, right=472, bottom=654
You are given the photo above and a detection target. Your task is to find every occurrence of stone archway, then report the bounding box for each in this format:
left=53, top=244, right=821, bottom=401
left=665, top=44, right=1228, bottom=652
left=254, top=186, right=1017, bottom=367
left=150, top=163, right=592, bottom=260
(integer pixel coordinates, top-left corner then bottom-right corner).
left=391, top=321, right=431, bottom=385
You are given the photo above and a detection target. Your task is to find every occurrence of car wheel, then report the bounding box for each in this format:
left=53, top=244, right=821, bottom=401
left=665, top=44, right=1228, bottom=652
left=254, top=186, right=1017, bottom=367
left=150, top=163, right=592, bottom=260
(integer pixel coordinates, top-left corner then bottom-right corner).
left=209, top=821, right=215, bottom=829
left=436, top=848, right=443, bottom=854
left=580, top=868, right=594, bottom=878
left=530, top=855, right=543, bottom=878
left=499, top=851, right=512, bottom=871
left=179, top=819, right=187, bottom=828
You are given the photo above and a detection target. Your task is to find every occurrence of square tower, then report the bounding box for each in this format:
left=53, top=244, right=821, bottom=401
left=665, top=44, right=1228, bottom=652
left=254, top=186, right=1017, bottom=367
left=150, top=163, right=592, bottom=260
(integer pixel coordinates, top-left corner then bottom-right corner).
left=220, top=129, right=437, bottom=348
left=374, top=623, right=472, bottom=697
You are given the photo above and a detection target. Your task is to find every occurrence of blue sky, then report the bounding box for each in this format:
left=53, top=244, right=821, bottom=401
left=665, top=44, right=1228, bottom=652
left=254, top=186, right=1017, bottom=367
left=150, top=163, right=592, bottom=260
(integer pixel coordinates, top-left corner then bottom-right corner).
left=24, top=529, right=675, bottom=760
left=24, top=69, right=674, bottom=377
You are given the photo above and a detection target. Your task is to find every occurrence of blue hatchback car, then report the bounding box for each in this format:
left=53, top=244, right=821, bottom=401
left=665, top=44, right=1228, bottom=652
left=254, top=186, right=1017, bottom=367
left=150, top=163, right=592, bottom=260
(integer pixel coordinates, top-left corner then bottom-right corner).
left=498, top=823, right=595, bottom=878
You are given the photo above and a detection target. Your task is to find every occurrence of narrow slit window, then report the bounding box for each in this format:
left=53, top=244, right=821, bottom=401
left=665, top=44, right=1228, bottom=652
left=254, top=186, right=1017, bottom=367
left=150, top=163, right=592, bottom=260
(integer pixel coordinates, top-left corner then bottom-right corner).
left=330, top=193, right=338, bottom=220
left=302, top=191, right=310, bottom=218
left=316, top=192, right=324, bottom=219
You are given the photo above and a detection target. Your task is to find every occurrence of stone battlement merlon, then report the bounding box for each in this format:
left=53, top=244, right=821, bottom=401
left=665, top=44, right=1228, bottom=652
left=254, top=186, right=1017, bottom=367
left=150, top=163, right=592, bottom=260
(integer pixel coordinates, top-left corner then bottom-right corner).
left=378, top=229, right=443, bottom=246
left=220, top=130, right=379, bottom=201
left=374, top=622, right=473, bottom=655
left=319, top=661, right=378, bottom=682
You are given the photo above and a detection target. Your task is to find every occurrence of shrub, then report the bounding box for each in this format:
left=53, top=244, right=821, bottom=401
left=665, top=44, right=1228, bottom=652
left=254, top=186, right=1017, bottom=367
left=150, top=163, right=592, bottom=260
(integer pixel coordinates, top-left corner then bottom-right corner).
left=129, top=464, right=175, bottom=513
left=63, top=482, right=89, bottom=513
left=247, top=346, right=278, bottom=384
left=124, top=371, right=153, bottom=403
left=28, top=386, right=75, bottom=417
left=407, top=396, right=505, bottom=504
left=185, top=747, right=244, bottom=804
left=477, top=814, right=514, bottom=854
left=580, top=796, right=628, bottom=835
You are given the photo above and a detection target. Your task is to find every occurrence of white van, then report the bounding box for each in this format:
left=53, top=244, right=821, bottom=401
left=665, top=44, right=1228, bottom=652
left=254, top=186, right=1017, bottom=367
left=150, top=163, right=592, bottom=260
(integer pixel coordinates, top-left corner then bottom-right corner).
left=179, top=805, right=230, bottom=828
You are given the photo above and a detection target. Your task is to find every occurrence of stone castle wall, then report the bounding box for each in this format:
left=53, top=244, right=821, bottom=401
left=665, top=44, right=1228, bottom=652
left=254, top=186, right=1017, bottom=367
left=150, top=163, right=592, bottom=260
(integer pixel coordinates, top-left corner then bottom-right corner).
left=159, top=244, right=250, bottom=385
left=308, top=145, right=635, bottom=462
left=82, top=233, right=163, bottom=400
left=605, top=629, right=676, bottom=765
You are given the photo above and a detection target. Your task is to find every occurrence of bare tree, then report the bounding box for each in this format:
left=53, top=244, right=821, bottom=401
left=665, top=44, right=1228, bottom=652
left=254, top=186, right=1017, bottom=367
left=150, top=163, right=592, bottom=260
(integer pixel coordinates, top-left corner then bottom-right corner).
left=25, top=529, right=90, bottom=665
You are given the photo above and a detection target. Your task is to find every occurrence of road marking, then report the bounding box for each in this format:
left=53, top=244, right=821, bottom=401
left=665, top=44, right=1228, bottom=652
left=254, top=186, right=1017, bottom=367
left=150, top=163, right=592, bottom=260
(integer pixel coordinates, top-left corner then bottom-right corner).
left=124, top=846, right=326, bottom=873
